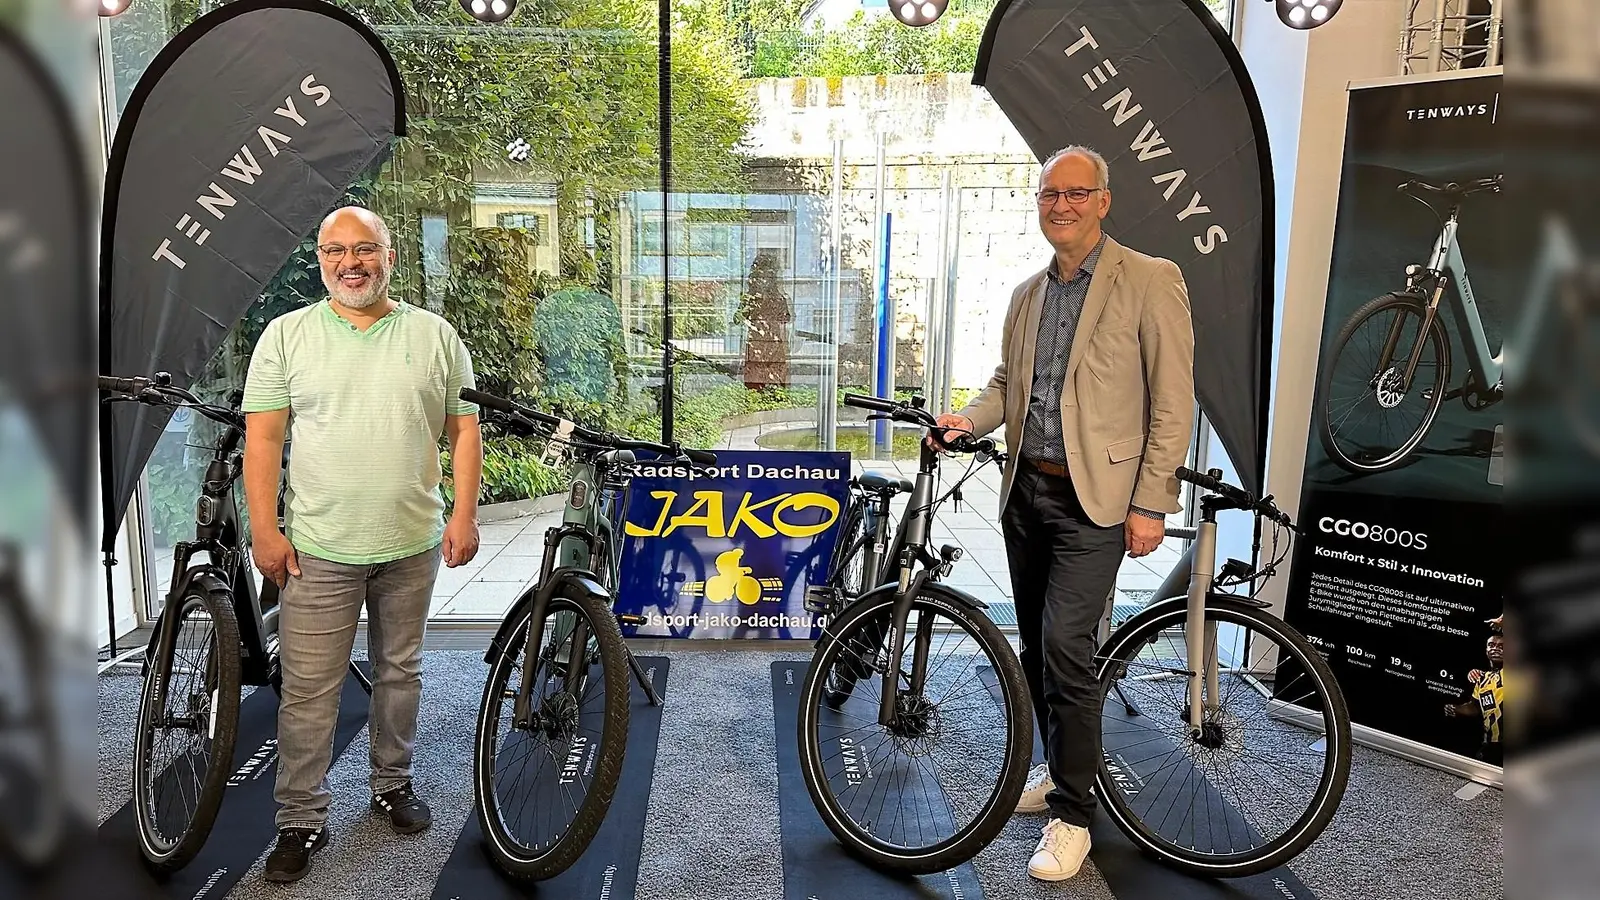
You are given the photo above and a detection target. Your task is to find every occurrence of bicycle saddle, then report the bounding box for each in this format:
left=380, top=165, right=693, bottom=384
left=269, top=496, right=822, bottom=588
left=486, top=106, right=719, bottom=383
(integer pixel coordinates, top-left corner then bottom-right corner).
left=1400, top=173, right=1501, bottom=196
left=856, top=470, right=913, bottom=493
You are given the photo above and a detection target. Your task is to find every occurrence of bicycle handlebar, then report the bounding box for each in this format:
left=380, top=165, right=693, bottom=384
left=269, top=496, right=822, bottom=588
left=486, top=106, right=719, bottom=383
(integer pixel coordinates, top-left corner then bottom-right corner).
left=843, top=393, right=899, bottom=414
left=843, top=392, right=940, bottom=428
left=461, top=388, right=717, bottom=467
left=1174, top=466, right=1292, bottom=527
left=99, top=372, right=241, bottom=429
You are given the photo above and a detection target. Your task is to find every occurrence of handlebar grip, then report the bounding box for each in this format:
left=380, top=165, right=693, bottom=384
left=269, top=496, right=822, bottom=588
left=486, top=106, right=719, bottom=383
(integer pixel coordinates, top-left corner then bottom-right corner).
left=843, top=393, right=896, bottom=413
left=684, top=448, right=717, bottom=466
left=460, top=387, right=513, bottom=414
left=1174, top=466, right=1223, bottom=492
left=98, top=375, right=146, bottom=394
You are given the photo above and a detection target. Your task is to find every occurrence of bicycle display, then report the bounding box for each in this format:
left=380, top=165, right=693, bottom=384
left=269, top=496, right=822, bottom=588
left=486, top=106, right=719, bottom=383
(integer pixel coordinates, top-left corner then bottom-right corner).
left=98, top=377, right=1349, bottom=883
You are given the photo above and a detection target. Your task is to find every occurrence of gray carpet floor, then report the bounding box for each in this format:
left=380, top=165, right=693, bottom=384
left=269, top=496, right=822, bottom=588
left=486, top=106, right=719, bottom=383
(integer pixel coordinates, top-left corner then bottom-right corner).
left=98, top=648, right=1503, bottom=900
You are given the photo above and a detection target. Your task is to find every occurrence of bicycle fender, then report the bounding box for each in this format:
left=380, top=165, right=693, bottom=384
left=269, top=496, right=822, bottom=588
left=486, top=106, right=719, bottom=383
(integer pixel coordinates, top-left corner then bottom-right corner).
left=483, top=568, right=611, bottom=665
left=813, top=580, right=991, bottom=655
left=841, top=580, right=992, bottom=615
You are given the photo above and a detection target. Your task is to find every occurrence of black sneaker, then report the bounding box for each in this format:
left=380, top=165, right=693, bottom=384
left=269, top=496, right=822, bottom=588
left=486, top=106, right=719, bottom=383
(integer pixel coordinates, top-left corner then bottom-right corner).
left=263, top=826, right=327, bottom=883
left=371, top=781, right=432, bottom=834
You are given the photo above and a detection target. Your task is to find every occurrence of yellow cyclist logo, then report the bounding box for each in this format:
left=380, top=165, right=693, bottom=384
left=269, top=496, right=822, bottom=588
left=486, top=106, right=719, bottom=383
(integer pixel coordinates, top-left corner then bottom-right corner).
left=686, top=549, right=784, bottom=605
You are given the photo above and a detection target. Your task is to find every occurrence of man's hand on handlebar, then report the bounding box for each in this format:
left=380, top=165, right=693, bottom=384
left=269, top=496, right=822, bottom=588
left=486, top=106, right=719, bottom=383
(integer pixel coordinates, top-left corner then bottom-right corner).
left=928, top=413, right=975, bottom=451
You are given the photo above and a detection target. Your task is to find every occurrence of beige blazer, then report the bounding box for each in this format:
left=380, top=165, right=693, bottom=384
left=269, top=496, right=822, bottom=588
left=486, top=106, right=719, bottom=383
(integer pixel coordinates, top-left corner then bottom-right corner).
left=961, top=235, right=1196, bottom=528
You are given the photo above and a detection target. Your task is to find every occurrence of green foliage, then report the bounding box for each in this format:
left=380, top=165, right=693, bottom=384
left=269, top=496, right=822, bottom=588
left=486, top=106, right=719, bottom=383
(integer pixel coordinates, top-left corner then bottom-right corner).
left=442, top=228, right=543, bottom=398
left=143, top=456, right=195, bottom=548
left=742, top=0, right=994, bottom=77
left=442, top=437, right=568, bottom=509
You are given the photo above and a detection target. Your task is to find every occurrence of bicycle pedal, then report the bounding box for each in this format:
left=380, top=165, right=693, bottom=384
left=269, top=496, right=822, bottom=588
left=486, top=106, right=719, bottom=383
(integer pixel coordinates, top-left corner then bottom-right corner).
left=805, top=585, right=841, bottom=614
left=617, top=614, right=647, bottom=627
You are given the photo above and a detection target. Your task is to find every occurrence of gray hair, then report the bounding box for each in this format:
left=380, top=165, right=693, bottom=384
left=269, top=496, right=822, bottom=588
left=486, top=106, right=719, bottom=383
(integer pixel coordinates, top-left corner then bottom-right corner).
left=1042, top=146, right=1110, bottom=190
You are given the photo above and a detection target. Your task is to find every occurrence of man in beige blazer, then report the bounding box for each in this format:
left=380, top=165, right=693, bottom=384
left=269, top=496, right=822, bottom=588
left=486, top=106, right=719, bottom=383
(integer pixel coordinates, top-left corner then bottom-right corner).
left=936, top=146, right=1195, bottom=882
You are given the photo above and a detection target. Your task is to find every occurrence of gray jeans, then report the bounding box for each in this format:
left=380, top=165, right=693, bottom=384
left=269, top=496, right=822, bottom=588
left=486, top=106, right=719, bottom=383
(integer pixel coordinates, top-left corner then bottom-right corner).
left=274, top=544, right=440, bottom=830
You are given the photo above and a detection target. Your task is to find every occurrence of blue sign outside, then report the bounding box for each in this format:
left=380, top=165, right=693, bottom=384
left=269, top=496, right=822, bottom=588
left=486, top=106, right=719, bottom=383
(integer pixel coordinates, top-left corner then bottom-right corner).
left=614, top=450, right=851, bottom=639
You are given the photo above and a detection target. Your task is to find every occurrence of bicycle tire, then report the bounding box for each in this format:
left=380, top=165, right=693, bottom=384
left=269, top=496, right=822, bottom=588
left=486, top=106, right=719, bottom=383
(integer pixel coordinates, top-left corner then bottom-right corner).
left=133, top=586, right=241, bottom=874
left=1095, top=599, right=1351, bottom=877
left=824, top=500, right=865, bottom=593
left=819, top=527, right=874, bottom=707
left=474, top=589, right=630, bottom=883
left=1317, top=292, right=1451, bottom=474
left=798, top=585, right=1032, bottom=875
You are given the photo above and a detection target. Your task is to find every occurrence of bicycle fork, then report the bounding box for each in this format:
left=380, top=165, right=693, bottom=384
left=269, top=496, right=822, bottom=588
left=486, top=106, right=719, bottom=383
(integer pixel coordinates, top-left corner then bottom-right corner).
left=877, top=562, right=934, bottom=728
left=1184, top=519, right=1220, bottom=735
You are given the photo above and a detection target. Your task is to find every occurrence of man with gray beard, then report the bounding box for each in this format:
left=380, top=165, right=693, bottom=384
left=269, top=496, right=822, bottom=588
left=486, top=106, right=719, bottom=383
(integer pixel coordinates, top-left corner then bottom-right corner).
left=242, top=206, right=484, bottom=883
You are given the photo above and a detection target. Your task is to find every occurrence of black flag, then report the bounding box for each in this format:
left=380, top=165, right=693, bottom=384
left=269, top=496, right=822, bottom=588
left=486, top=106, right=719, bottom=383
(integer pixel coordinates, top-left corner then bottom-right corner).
left=975, top=0, right=1273, bottom=495
left=0, top=27, right=94, bottom=532
left=99, top=0, right=406, bottom=552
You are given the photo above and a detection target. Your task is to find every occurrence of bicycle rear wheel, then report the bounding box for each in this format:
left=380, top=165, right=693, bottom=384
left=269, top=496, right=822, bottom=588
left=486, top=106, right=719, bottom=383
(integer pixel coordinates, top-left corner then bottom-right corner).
left=798, top=585, right=1032, bottom=874
left=1096, top=598, right=1351, bottom=877
left=474, top=589, right=629, bottom=882
left=133, top=586, right=241, bottom=873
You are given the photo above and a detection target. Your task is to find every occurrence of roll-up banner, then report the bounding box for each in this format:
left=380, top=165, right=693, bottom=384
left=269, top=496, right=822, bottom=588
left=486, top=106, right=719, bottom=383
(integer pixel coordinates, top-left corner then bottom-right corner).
left=1286, top=70, right=1506, bottom=778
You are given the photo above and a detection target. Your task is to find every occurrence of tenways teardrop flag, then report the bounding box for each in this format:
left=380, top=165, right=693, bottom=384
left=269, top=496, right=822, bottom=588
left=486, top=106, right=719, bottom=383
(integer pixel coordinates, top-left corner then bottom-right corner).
left=975, top=0, right=1273, bottom=495
left=100, top=0, right=406, bottom=551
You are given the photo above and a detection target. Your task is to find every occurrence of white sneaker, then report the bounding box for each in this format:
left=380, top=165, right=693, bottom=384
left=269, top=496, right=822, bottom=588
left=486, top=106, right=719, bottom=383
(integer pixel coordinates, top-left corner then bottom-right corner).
left=1028, top=818, right=1091, bottom=882
left=1015, top=762, right=1053, bottom=814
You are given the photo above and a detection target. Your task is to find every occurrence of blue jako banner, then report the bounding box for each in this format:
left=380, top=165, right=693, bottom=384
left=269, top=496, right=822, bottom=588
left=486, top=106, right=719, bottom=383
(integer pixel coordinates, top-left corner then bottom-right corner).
left=614, top=450, right=851, bottom=639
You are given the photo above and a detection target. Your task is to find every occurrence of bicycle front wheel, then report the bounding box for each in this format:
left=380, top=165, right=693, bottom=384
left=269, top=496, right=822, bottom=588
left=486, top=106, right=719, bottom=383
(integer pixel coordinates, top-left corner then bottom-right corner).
left=474, top=588, right=629, bottom=882
left=798, top=585, right=1032, bottom=874
left=133, top=586, right=241, bottom=873
left=1317, top=292, right=1451, bottom=474
left=1096, top=599, right=1351, bottom=877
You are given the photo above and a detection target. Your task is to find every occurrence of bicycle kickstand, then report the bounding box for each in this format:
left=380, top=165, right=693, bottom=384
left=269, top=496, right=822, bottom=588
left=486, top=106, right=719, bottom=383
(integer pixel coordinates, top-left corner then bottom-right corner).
left=625, top=648, right=663, bottom=706
left=1112, top=680, right=1141, bottom=718
left=348, top=659, right=374, bottom=696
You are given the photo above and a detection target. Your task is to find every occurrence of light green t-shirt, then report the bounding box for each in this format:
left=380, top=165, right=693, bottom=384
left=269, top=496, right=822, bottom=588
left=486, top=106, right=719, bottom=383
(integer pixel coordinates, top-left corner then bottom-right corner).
left=242, top=300, right=479, bottom=565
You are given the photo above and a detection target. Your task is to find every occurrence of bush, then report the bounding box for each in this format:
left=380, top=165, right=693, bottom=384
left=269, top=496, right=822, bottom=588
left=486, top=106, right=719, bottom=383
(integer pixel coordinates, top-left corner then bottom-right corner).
left=442, top=436, right=569, bottom=511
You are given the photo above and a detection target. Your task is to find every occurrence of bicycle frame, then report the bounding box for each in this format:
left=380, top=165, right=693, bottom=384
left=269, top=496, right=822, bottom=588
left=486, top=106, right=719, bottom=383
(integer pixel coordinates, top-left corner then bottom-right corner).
left=511, top=452, right=658, bottom=727
left=1431, top=207, right=1499, bottom=390
left=152, top=418, right=281, bottom=688
left=873, top=441, right=958, bottom=728
left=1183, top=504, right=1221, bottom=733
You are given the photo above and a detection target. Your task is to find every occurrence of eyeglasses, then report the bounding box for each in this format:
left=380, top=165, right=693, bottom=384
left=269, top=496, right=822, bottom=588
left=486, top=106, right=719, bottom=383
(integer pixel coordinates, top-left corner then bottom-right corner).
left=317, top=242, right=388, bottom=261
left=1035, top=188, right=1104, bottom=206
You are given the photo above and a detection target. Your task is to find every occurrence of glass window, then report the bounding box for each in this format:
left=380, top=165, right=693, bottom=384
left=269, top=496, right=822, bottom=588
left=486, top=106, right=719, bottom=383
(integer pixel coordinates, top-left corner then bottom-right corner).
left=97, top=0, right=1225, bottom=623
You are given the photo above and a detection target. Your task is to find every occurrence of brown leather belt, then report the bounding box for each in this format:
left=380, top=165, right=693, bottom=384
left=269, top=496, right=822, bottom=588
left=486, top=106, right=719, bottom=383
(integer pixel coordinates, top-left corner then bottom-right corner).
left=1022, top=456, right=1070, bottom=478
